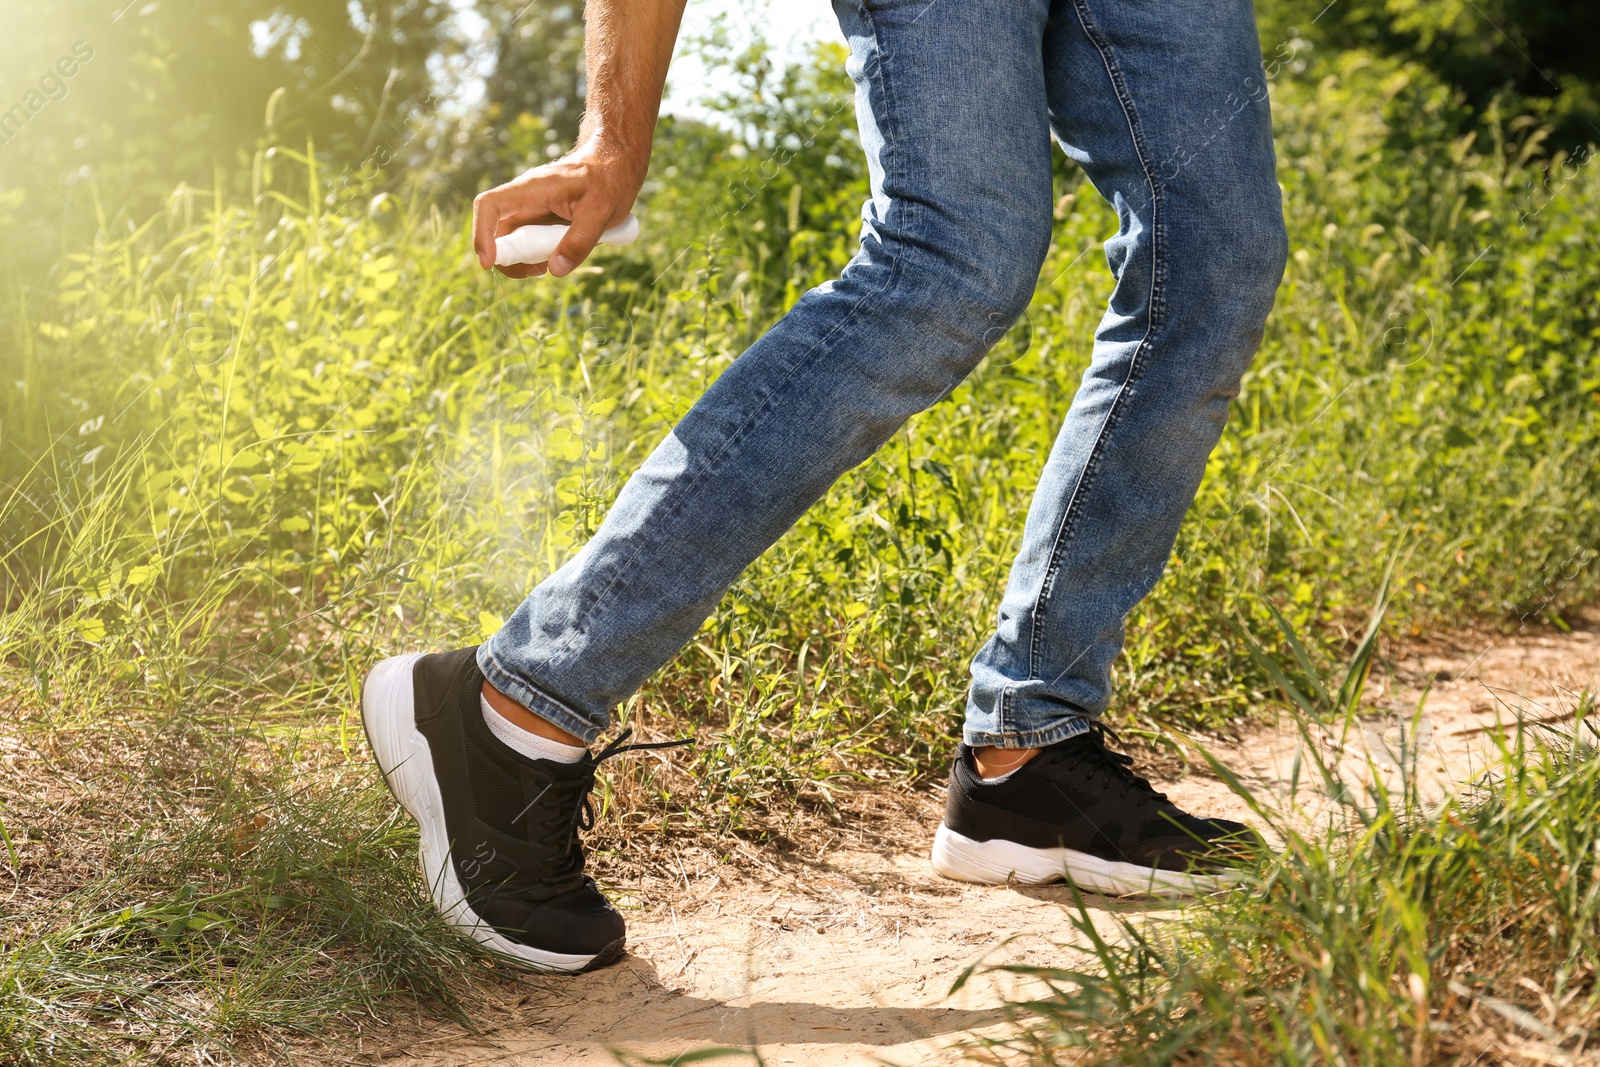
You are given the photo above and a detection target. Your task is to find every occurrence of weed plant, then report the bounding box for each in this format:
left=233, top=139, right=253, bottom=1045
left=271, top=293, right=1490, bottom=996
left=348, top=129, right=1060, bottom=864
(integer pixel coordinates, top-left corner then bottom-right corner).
left=0, top=41, right=1596, bottom=1064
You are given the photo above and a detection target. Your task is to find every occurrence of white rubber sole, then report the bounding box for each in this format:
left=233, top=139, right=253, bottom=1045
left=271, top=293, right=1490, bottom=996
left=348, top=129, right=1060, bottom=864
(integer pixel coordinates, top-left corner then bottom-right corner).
left=361, top=653, right=605, bottom=972
left=930, top=823, right=1225, bottom=897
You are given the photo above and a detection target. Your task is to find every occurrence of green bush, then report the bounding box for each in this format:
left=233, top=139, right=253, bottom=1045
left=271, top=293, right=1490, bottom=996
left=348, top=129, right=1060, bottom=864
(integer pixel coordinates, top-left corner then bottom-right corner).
left=5, top=47, right=1595, bottom=744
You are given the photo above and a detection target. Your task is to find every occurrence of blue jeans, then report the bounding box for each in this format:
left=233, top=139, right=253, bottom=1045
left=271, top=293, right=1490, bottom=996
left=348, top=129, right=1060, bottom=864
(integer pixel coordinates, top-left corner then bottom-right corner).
left=480, top=0, right=1288, bottom=749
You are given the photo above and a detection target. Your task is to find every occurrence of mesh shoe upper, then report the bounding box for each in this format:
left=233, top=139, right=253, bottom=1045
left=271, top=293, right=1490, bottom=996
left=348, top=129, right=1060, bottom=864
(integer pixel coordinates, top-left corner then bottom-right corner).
left=410, top=646, right=624, bottom=957
left=943, top=724, right=1259, bottom=873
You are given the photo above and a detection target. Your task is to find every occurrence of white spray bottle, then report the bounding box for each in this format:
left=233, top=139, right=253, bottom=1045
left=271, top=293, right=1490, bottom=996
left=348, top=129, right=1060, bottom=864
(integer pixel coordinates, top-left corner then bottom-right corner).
left=494, top=214, right=641, bottom=268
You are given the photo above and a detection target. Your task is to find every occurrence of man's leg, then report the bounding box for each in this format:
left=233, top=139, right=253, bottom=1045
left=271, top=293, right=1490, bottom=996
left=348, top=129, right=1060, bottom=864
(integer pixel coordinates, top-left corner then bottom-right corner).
left=930, top=0, right=1286, bottom=893
left=965, top=0, right=1290, bottom=750
left=479, top=0, right=1061, bottom=742
left=366, top=1, right=1070, bottom=971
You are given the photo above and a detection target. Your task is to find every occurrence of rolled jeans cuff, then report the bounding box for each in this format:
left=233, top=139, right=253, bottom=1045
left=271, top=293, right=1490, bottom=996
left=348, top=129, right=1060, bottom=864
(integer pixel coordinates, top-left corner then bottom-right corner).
left=476, top=643, right=603, bottom=745
left=961, top=715, right=1092, bottom=751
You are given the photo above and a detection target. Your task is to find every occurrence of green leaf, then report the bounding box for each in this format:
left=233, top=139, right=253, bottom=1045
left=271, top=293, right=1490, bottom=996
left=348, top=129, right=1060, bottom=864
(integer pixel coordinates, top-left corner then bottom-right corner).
left=125, top=564, right=160, bottom=587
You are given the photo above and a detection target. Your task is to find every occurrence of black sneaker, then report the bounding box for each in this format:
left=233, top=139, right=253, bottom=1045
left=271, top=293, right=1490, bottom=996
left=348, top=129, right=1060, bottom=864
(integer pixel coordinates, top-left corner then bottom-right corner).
left=362, top=646, right=680, bottom=972
left=931, top=725, right=1258, bottom=895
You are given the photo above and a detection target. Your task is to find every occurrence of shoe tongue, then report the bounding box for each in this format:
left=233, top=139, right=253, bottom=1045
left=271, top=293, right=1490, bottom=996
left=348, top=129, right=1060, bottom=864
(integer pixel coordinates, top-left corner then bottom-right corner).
left=520, top=760, right=597, bottom=824
left=1047, top=731, right=1109, bottom=758
left=546, top=753, right=599, bottom=779
left=512, top=764, right=593, bottom=880
left=1046, top=730, right=1164, bottom=794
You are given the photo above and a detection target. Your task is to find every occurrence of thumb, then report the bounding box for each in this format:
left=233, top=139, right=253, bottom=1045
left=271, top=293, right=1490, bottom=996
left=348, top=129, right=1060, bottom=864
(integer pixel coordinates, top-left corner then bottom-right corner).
left=548, top=208, right=609, bottom=278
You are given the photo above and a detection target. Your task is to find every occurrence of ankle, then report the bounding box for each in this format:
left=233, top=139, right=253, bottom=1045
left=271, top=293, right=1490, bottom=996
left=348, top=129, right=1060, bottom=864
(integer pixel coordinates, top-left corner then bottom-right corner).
left=480, top=681, right=586, bottom=748
left=973, top=745, right=1040, bottom=779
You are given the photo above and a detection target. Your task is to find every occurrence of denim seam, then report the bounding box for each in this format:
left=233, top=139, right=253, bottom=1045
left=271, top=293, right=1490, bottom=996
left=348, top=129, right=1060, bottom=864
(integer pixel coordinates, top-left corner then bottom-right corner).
left=478, top=645, right=598, bottom=742
left=540, top=6, right=907, bottom=674
left=964, top=715, right=1092, bottom=751
left=1024, top=0, right=1167, bottom=685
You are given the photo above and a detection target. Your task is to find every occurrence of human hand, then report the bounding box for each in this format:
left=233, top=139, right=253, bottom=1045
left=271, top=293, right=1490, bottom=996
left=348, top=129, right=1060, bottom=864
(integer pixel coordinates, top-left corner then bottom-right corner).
left=471, top=141, right=647, bottom=279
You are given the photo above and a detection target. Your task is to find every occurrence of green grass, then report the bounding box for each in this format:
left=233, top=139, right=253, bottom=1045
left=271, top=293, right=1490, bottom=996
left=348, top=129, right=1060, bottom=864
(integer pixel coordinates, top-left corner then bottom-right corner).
left=0, top=40, right=1597, bottom=1065
left=993, top=605, right=1600, bottom=1065
left=0, top=715, right=488, bottom=1062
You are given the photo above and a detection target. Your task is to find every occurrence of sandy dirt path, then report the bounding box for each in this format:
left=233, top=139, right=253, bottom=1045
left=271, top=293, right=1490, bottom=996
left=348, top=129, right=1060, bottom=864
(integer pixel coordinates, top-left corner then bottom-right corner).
left=339, top=617, right=1600, bottom=1067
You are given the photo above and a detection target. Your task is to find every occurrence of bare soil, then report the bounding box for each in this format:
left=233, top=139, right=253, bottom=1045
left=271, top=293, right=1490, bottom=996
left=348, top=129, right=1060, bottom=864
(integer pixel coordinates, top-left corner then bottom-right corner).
left=311, top=612, right=1600, bottom=1067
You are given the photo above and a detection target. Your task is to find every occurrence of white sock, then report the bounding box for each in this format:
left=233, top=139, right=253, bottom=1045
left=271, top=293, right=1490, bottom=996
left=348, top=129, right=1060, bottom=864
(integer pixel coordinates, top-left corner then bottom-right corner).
left=480, top=693, right=586, bottom=764
left=979, top=767, right=1020, bottom=784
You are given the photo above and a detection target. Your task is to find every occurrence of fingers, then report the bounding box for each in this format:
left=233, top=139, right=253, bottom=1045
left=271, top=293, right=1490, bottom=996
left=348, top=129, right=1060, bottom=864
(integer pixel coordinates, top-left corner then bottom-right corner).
left=497, top=262, right=548, bottom=280
left=471, top=156, right=636, bottom=279
left=548, top=208, right=609, bottom=279
left=471, top=190, right=506, bottom=271
left=472, top=179, right=564, bottom=271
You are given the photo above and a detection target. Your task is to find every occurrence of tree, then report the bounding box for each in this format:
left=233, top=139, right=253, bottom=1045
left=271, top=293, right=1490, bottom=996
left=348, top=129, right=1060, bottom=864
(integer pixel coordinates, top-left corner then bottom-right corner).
left=1261, top=0, right=1600, bottom=150
left=458, top=0, right=588, bottom=182
left=0, top=0, right=461, bottom=214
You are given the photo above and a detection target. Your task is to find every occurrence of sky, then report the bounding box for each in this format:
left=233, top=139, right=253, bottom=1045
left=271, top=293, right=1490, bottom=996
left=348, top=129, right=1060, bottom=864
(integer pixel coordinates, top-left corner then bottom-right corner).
left=437, top=0, right=842, bottom=124
left=663, top=0, right=844, bottom=122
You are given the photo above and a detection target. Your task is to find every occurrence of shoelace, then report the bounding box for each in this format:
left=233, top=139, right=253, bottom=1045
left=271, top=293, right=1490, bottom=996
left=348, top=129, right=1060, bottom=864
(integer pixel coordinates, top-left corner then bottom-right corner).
left=540, top=729, right=694, bottom=876
left=1047, top=722, right=1169, bottom=804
